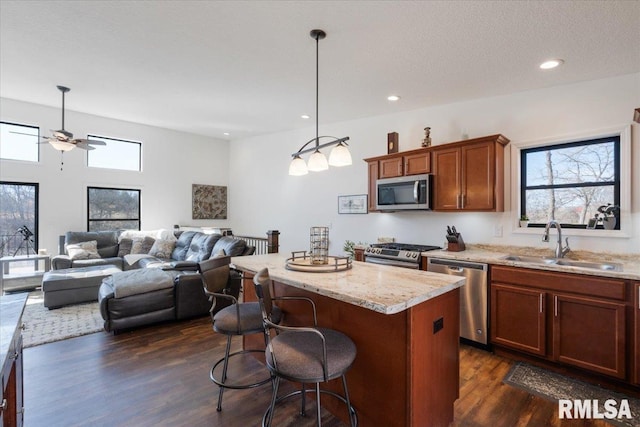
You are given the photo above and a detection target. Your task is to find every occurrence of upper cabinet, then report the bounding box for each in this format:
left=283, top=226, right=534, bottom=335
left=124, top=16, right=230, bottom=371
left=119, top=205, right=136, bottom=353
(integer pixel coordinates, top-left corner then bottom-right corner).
left=364, top=134, right=509, bottom=212
left=432, top=134, right=509, bottom=211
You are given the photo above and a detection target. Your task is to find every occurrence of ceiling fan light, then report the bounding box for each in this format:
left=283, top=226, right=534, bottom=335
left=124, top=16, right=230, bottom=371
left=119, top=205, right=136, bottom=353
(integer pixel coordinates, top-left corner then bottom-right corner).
left=49, top=140, right=75, bottom=151
left=328, top=142, right=352, bottom=167
left=288, top=155, right=308, bottom=176
left=307, top=149, right=328, bottom=171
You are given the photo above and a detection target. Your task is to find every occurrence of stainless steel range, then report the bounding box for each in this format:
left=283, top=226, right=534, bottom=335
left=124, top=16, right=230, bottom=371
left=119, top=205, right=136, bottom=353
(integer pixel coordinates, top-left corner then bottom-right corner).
left=364, top=243, right=442, bottom=269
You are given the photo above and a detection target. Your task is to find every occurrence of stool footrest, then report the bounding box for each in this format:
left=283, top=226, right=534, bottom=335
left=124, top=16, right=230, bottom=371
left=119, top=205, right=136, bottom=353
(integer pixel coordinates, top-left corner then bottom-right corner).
left=210, top=349, right=271, bottom=390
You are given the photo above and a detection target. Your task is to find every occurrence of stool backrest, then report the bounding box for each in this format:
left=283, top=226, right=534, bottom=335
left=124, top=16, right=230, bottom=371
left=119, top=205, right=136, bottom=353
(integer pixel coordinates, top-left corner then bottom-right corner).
left=198, top=256, right=231, bottom=294
left=253, top=268, right=275, bottom=320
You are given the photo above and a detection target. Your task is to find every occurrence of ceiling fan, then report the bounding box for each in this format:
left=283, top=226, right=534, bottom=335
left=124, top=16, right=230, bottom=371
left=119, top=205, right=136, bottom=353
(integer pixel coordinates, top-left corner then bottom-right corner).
left=40, top=85, right=106, bottom=152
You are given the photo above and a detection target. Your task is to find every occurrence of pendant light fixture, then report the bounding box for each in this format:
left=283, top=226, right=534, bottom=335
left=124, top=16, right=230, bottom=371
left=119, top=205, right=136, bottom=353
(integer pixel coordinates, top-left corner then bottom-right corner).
left=288, top=29, right=352, bottom=176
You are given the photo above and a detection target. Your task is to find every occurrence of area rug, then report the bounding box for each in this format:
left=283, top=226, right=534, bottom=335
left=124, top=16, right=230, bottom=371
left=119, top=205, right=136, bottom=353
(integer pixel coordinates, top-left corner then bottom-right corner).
left=21, top=291, right=104, bottom=348
left=504, top=362, right=639, bottom=427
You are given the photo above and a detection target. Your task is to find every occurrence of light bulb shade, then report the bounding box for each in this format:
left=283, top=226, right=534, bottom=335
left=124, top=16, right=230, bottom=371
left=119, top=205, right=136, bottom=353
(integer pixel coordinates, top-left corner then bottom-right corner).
left=49, top=140, right=75, bottom=151
left=328, top=142, right=352, bottom=167
left=288, top=155, right=308, bottom=175
left=307, top=149, right=328, bottom=171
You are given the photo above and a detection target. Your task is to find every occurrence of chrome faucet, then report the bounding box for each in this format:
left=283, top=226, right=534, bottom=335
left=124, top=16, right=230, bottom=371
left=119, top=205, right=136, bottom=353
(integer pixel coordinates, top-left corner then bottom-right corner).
left=542, top=220, right=570, bottom=258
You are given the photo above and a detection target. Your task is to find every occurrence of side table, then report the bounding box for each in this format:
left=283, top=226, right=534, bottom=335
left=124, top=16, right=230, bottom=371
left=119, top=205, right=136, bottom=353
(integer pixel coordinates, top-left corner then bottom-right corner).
left=0, top=254, right=51, bottom=295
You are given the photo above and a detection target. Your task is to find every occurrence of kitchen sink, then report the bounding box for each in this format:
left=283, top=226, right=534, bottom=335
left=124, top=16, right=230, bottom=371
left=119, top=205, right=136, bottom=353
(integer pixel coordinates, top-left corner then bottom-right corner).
left=500, top=255, right=557, bottom=265
left=553, top=259, right=623, bottom=271
left=500, top=255, right=623, bottom=272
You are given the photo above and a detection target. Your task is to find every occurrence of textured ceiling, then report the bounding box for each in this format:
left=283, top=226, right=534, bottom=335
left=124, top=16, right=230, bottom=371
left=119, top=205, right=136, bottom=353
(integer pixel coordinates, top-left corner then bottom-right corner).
left=1, top=1, right=639, bottom=141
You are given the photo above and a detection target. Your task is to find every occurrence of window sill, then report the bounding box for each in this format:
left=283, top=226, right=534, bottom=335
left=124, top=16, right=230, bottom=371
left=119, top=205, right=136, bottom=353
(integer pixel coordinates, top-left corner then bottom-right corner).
left=512, top=227, right=631, bottom=239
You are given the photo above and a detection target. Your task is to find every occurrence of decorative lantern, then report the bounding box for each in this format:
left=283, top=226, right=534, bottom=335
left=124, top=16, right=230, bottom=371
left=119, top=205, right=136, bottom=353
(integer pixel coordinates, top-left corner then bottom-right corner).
left=310, top=226, right=329, bottom=264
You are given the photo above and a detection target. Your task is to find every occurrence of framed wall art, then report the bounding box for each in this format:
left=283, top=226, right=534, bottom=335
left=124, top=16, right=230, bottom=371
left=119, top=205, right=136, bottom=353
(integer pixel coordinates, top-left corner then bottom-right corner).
left=338, top=194, right=368, bottom=214
left=192, top=184, right=227, bottom=219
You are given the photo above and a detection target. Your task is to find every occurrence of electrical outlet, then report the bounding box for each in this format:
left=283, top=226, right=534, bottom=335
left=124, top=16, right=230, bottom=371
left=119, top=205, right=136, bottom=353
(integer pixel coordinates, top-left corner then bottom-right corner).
left=494, top=225, right=503, bottom=237
left=433, top=317, right=444, bottom=334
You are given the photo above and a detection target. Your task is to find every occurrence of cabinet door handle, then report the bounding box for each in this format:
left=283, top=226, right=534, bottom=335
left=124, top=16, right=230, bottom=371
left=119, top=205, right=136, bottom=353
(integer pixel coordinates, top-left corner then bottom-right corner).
left=554, top=295, right=558, bottom=317
left=539, top=293, right=543, bottom=313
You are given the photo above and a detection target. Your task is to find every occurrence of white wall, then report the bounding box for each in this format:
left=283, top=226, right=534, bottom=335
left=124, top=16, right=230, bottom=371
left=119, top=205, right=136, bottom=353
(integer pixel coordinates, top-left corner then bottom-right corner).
left=229, top=73, right=640, bottom=256
left=1, top=98, right=231, bottom=255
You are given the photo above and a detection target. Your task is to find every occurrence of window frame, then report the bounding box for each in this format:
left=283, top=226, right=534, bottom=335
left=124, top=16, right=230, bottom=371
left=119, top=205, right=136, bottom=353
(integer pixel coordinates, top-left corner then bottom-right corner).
left=0, top=181, right=39, bottom=256
left=520, top=136, right=621, bottom=229
left=511, top=125, right=631, bottom=238
left=86, top=134, right=142, bottom=172
left=87, top=186, right=141, bottom=232
left=0, top=121, right=40, bottom=163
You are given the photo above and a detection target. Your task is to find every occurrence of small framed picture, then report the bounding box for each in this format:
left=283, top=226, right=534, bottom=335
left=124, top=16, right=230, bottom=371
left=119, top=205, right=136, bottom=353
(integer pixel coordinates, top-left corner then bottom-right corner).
left=338, top=194, right=368, bottom=214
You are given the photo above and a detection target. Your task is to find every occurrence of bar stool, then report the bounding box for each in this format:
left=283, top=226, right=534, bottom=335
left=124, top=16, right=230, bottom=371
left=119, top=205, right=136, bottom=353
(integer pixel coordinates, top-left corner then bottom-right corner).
left=198, top=256, right=281, bottom=412
left=253, top=268, right=358, bottom=427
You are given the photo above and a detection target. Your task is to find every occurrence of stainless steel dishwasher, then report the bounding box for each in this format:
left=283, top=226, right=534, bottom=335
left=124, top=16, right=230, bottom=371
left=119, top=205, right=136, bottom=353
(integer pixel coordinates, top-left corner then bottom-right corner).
left=427, top=258, right=488, bottom=345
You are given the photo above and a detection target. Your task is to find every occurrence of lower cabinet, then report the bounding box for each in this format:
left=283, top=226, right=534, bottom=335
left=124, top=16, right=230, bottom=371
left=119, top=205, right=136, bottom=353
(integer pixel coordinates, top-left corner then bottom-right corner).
left=635, top=282, right=640, bottom=385
left=490, top=266, right=628, bottom=380
left=552, top=294, right=625, bottom=379
left=491, top=284, right=545, bottom=356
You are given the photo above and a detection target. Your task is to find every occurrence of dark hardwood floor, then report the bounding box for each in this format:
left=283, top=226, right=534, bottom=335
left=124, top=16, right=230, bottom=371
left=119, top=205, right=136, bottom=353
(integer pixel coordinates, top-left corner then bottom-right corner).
left=24, top=316, right=613, bottom=427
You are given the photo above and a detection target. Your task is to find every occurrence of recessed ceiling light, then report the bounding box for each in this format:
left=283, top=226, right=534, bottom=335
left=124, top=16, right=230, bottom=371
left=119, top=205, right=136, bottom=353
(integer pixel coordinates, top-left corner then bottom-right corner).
left=223, top=132, right=230, bottom=136
left=387, top=95, right=401, bottom=102
left=301, top=114, right=310, bottom=119
left=539, top=59, right=564, bottom=70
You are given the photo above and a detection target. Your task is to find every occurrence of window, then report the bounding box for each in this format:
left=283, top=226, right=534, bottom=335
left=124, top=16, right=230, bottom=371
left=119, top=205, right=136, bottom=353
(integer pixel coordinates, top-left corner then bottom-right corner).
left=0, top=182, right=39, bottom=256
left=520, top=136, right=620, bottom=229
left=87, top=187, right=141, bottom=231
left=1, top=122, right=39, bottom=162
left=87, top=135, right=141, bottom=171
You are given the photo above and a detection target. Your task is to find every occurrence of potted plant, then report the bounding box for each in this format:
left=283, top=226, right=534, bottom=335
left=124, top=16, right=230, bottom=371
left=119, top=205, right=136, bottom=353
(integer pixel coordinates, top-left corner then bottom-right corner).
left=596, top=204, right=620, bottom=230
left=519, top=215, right=529, bottom=228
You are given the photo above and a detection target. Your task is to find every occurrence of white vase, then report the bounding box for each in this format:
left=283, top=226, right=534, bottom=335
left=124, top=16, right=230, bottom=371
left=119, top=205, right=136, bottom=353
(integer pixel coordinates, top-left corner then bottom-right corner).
left=602, top=217, right=616, bottom=230
left=519, top=220, right=529, bottom=228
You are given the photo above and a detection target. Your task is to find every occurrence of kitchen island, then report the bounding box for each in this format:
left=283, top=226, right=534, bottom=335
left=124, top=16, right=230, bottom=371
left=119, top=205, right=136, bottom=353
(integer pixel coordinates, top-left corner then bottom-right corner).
left=231, top=253, right=465, bottom=427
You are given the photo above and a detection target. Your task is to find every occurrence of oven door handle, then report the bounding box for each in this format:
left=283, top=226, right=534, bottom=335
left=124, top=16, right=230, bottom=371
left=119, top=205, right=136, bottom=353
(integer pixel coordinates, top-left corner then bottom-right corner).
left=365, top=256, right=420, bottom=269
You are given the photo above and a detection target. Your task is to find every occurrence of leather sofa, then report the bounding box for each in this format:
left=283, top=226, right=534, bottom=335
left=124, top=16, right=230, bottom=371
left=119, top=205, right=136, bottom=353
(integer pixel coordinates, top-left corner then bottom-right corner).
left=52, top=230, right=254, bottom=271
left=46, top=230, right=253, bottom=318
left=98, top=269, right=241, bottom=333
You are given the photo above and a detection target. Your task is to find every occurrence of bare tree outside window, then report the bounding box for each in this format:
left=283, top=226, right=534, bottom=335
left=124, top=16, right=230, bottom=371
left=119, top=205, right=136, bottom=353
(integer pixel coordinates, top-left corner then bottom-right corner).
left=0, top=182, right=38, bottom=256
left=87, top=187, right=140, bottom=231
left=521, top=137, right=619, bottom=228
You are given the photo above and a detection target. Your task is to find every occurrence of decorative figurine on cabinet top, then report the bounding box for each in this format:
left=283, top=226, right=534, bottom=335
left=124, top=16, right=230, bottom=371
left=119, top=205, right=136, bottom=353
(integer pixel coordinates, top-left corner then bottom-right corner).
left=421, top=127, right=432, bottom=147
left=387, top=132, right=399, bottom=154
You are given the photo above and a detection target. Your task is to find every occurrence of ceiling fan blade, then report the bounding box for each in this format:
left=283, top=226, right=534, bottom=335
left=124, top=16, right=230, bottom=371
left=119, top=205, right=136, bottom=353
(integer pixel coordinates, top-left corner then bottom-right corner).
left=74, top=141, right=95, bottom=150
left=86, top=139, right=106, bottom=146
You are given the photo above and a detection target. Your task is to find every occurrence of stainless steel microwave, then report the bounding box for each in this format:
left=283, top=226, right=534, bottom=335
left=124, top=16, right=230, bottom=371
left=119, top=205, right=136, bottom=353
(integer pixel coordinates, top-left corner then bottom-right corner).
left=376, top=174, right=431, bottom=211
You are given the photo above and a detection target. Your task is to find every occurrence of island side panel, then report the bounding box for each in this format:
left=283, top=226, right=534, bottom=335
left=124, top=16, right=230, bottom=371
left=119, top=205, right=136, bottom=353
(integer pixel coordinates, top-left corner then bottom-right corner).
left=407, top=287, right=460, bottom=427
left=242, top=273, right=410, bottom=427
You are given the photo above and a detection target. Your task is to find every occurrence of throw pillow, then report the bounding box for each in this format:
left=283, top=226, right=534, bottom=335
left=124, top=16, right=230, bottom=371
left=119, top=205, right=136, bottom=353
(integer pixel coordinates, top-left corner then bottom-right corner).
left=66, top=240, right=100, bottom=260
left=130, top=236, right=156, bottom=255
left=148, top=239, right=176, bottom=259
left=117, top=238, right=134, bottom=257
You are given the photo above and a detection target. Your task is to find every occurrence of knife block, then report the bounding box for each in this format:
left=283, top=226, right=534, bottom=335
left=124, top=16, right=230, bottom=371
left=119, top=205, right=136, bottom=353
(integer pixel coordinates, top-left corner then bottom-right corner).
left=447, top=235, right=466, bottom=252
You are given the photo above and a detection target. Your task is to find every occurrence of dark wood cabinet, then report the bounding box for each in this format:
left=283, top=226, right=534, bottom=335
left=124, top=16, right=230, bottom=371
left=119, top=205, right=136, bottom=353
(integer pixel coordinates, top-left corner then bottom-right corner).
left=634, top=282, right=640, bottom=385
left=375, top=150, right=431, bottom=179
left=552, top=293, right=626, bottom=379
left=1, top=294, right=26, bottom=427
left=432, top=134, right=509, bottom=211
left=490, top=266, right=629, bottom=380
left=491, top=284, right=546, bottom=356
left=379, top=156, right=403, bottom=178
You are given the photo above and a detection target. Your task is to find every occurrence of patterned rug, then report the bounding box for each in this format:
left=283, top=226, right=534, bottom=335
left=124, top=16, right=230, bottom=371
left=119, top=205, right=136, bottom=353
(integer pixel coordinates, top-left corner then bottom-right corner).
left=21, top=291, right=104, bottom=348
left=504, top=362, right=639, bottom=427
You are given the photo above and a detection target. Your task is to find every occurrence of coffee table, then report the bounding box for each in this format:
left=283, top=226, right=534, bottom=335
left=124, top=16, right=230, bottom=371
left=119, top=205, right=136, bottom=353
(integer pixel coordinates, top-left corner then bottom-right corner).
left=0, top=254, right=51, bottom=295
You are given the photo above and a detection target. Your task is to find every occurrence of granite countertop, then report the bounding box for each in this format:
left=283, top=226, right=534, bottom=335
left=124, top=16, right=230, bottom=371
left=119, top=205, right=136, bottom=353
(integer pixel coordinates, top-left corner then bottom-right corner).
left=1, top=293, right=28, bottom=375
left=422, top=244, right=640, bottom=280
left=231, top=253, right=465, bottom=315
